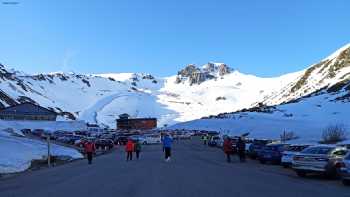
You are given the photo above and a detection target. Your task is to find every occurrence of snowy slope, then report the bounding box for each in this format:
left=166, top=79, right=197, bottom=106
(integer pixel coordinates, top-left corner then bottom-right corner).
left=0, top=130, right=83, bottom=174
left=170, top=80, right=350, bottom=143
left=0, top=43, right=349, bottom=129
left=264, top=43, right=350, bottom=105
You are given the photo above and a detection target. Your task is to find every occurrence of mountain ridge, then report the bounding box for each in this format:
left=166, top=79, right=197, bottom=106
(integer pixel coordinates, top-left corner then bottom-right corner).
left=0, top=43, right=349, bottom=128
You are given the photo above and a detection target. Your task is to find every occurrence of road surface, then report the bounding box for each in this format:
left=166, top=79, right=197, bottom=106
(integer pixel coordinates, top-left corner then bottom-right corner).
left=1, top=138, right=349, bottom=197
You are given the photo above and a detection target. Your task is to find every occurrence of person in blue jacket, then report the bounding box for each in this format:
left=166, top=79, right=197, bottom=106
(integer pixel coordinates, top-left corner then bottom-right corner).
left=163, top=134, right=173, bottom=162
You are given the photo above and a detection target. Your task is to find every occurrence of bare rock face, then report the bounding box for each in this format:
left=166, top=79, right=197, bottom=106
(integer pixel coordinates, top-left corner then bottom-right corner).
left=176, top=63, right=230, bottom=85
left=218, top=64, right=231, bottom=76
left=189, top=72, right=215, bottom=85
left=203, top=63, right=216, bottom=73
left=178, top=64, right=200, bottom=77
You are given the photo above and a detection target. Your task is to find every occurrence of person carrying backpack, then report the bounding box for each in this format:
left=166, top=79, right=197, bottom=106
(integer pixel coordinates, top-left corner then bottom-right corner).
left=84, top=140, right=96, bottom=164
left=125, top=139, right=134, bottom=161
left=237, top=137, right=246, bottom=162
left=163, top=134, right=173, bottom=162
left=223, top=137, right=233, bottom=163
left=134, top=140, right=142, bottom=160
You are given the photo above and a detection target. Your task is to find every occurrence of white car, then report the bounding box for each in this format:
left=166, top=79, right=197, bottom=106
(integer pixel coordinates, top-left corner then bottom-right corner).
left=143, top=134, right=161, bottom=144
left=292, top=145, right=348, bottom=178
left=281, top=144, right=310, bottom=167
left=339, top=152, right=350, bottom=185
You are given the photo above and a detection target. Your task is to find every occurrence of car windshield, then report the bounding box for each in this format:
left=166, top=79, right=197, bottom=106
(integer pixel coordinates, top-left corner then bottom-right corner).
left=286, top=146, right=308, bottom=152
left=301, top=147, right=333, bottom=154
left=265, top=145, right=280, bottom=151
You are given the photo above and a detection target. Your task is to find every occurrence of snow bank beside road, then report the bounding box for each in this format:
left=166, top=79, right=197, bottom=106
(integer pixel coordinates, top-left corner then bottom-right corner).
left=0, top=131, right=83, bottom=174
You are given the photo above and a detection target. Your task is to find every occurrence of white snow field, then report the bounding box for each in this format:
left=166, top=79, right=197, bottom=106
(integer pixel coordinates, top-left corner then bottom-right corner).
left=170, top=89, right=350, bottom=143
left=0, top=130, right=83, bottom=174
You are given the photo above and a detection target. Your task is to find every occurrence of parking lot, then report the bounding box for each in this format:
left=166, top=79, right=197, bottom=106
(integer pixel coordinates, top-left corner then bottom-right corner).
left=0, top=138, right=349, bottom=197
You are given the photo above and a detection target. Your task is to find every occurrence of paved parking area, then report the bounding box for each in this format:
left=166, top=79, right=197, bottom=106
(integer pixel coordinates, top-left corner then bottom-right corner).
left=0, top=138, right=349, bottom=197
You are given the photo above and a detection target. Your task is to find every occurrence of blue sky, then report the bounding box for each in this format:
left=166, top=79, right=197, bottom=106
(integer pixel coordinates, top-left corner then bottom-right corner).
left=0, top=0, right=349, bottom=77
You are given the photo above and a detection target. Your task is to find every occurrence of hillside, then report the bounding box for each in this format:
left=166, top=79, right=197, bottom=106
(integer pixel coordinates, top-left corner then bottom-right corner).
left=0, top=43, right=349, bottom=129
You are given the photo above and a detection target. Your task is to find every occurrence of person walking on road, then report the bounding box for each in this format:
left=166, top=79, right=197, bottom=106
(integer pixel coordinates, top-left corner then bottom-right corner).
left=125, top=139, right=134, bottom=161
left=237, top=137, right=246, bottom=162
left=163, top=134, right=173, bottom=162
left=134, top=140, right=142, bottom=160
left=84, top=140, right=96, bottom=165
left=203, top=135, right=208, bottom=145
left=223, top=137, right=233, bottom=163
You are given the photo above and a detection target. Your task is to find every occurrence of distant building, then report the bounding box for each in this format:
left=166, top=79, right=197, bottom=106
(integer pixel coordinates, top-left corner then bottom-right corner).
left=116, top=114, right=157, bottom=130
left=0, top=102, right=57, bottom=121
left=86, top=123, right=103, bottom=133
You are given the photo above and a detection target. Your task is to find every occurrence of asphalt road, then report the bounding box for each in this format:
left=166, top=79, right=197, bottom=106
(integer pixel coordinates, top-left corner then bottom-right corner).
left=1, top=138, right=349, bottom=197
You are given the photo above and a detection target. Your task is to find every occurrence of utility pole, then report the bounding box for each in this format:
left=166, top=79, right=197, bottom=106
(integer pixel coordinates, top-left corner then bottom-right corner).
left=47, top=135, right=51, bottom=168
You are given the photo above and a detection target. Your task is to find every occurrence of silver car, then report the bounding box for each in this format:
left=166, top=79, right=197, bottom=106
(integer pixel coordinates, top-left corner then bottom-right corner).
left=339, top=152, right=350, bottom=185
left=292, top=145, right=348, bottom=178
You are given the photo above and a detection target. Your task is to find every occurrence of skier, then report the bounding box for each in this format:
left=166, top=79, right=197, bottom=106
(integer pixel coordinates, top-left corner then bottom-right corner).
left=84, top=139, right=96, bottom=164
left=163, top=134, right=173, bottom=162
left=237, top=137, right=246, bottom=162
left=125, top=139, right=134, bottom=161
left=223, top=137, right=233, bottom=163
left=134, top=140, right=142, bottom=160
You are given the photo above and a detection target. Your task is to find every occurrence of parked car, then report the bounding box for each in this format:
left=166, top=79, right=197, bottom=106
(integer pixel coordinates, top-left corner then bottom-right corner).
left=100, top=133, right=115, bottom=140
left=32, top=129, right=45, bottom=137
left=130, top=135, right=146, bottom=144
left=74, top=130, right=89, bottom=136
left=75, top=137, right=96, bottom=148
left=292, top=145, right=348, bottom=178
left=208, top=136, right=220, bottom=147
left=258, top=143, right=290, bottom=164
left=57, top=134, right=83, bottom=145
left=144, top=134, right=162, bottom=144
left=40, top=130, right=56, bottom=140
left=281, top=144, right=310, bottom=167
left=248, top=139, right=273, bottom=159
left=338, top=152, right=350, bottom=185
left=115, top=136, right=128, bottom=145
left=20, top=129, right=31, bottom=135
left=95, top=139, right=114, bottom=150
left=52, top=130, right=71, bottom=140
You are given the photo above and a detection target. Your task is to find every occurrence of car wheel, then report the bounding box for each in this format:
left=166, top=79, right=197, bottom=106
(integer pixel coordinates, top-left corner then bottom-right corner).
left=296, top=170, right=307, bottom=177
left=143, top=141, right=147, bottom=145
left=342, top=179, right=350, bottom=186
left=282, top=163, right=289, bottom=168
left=324, top=167, right=338, bottom=179
left=259, top=159, right=266, bottom=164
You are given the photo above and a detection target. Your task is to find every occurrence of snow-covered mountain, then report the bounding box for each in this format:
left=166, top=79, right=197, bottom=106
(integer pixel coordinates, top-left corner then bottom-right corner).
left=170, top=44, right=350, bottom=142
left=0, top=43, right=349, bottom=129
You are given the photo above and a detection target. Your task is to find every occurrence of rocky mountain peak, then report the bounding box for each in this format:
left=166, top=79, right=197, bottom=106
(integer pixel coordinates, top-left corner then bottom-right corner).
left=176, top=62, right=232, bottom=85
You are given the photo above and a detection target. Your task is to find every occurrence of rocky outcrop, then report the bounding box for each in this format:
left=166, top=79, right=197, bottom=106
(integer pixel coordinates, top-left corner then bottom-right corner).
left=176, top=63, right=231, bottom=85
left=218, top=64, right=231, bottom=76
left=178, top=64, right=200, bottom=77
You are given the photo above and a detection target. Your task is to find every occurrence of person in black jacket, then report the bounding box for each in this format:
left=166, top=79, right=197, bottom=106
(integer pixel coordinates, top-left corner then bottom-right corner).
left=237, top=137, right=246, bottom=162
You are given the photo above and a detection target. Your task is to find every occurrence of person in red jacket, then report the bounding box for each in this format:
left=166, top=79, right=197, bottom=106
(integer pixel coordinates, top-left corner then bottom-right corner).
left=125, top=139, right=134, bottom=161
left=223, top=137, right=233, bottom=163
left=84, top=140, right=96, bottom=164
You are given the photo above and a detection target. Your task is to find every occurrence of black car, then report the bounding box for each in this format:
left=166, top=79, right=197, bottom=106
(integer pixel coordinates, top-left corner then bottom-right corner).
left=21, top=129, right=31, bottom=135
left=248, top=139, right=273, bottom=159
left=115, top=136, right=128, bottom=145
left=95, top=139, right=114, bottom=150
left=208, top=136, right=220, bottom=147
left=258, top=143, right=290, bottom=164
left=32, top=129, right=45, bottom=137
